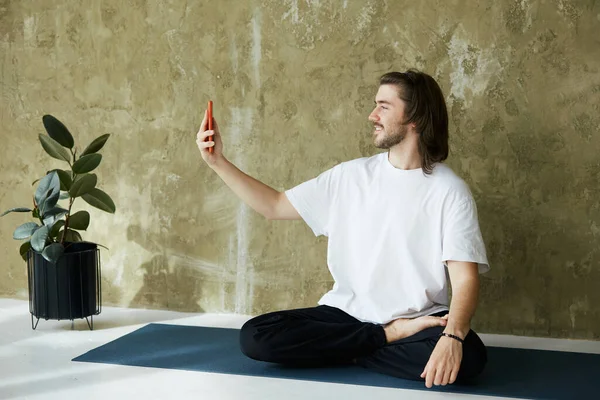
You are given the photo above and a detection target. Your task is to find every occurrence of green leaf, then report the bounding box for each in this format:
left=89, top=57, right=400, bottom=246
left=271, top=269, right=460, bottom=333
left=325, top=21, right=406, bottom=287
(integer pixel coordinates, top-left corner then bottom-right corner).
left=13, top=222, right=39, bottom=240
left=42, top=207, right=68, bottom=226
left=30, top=225, right=50, bottom=252
left=20, top=241, right=32, bottom=261
left=68, top=211, right=90, bottom=230
left=82, top=188, right=116, bottom=213
left=81, top=134, right=110, bottom=156
left=35, top=171, right=59, bottom=205
left=42, top=115, right=74, bottom=149
left=69, top=173, right=97, bottom=198
left=39, top=134, right=71, bottom=162
left=35, top=172, right=60, bottom=216
left=42, top=243, right=64, bottom=263
left=49, top=220, right=65, bottom=238
left=72, top=153, right=102, bottom=174
left=59, top=229, right=82, bottom=242
left=1, top=207, right=32, bottom=217
left=59, top=192, right=70, bottom=200
left=32, top=169, right=54, bottom=187
left=54, top=169, right=73, bottom=191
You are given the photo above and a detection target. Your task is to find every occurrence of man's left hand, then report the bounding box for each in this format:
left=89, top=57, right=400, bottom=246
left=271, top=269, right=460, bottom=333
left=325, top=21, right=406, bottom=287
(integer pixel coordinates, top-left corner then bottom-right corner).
left=420, top=335, right=462, bottom=388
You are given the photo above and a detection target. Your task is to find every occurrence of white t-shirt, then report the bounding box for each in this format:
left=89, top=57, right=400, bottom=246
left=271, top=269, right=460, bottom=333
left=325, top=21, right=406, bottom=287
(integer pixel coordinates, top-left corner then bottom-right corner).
left=284, top=152, right=489, bottom=325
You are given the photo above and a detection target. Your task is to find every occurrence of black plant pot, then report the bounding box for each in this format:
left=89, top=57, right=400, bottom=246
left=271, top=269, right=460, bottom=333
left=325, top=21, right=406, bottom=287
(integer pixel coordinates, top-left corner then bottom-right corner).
left=27, top=241, right=102, bottom=330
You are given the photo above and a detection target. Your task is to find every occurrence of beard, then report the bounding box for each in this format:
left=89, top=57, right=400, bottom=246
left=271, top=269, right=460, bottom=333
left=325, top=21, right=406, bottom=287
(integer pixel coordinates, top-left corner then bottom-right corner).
left=373, top=122, right=410, bottom=149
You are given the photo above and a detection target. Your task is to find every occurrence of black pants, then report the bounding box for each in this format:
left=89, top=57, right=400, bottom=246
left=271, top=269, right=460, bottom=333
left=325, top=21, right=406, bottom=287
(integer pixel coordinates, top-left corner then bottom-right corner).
left=239, top=305, right=487, bottom=383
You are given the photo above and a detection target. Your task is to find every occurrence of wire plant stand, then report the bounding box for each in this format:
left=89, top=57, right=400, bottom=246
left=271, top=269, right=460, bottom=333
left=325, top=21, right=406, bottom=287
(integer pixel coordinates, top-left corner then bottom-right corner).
left=27, top=243, right=102, bottom=330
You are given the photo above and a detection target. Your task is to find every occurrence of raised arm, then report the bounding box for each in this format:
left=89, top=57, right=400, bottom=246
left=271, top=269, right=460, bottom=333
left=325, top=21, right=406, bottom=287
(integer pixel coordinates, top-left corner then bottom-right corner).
left=196, top=110, right=300, bottom=221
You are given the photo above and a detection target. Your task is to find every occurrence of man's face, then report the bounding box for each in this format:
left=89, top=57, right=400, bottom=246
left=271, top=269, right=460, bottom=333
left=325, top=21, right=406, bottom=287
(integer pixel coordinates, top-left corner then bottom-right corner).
left=368, top=84, right=411, bottom=149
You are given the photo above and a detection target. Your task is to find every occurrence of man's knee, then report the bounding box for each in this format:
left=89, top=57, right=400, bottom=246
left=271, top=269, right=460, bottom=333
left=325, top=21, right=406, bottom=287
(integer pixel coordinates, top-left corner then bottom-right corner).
left=457, top=331, right=488, bottom=382
left=239, top=317, right=277, bottom=362
left=239, top=318, right=261, bottom=360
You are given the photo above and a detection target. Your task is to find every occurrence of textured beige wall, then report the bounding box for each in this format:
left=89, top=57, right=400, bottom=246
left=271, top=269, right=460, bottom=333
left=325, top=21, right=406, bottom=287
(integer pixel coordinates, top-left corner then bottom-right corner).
left=1, top=0, right=599, bottom=339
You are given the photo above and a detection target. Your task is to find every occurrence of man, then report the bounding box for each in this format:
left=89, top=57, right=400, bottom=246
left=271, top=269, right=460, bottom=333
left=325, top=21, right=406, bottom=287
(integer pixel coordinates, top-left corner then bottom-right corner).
left=195, top=69, right=489, bottom=388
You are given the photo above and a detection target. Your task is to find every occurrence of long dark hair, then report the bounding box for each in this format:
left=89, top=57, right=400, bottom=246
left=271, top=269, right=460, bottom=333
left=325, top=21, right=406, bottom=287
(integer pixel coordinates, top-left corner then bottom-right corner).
left=379, top=70, right=449, bottom=174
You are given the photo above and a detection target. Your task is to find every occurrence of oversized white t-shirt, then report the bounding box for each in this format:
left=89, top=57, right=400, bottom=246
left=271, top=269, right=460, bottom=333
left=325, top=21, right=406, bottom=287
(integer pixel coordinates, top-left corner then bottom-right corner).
left=284, top=152, right=489, bottom=325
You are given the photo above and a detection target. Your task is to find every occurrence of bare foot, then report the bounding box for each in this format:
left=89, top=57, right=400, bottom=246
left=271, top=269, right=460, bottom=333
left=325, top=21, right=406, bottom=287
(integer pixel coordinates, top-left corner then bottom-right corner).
left=383, top=314, right=448, bottom=343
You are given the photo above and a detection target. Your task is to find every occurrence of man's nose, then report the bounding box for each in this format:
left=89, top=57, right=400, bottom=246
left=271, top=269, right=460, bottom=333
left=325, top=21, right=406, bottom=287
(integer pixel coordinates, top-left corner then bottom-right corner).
left=368, top=110, right=379, bottom=122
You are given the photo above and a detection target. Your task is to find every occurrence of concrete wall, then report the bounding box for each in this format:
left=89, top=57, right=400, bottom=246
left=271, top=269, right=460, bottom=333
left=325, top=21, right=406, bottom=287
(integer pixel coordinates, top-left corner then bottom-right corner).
left=1, top=0, right=599, bottom=339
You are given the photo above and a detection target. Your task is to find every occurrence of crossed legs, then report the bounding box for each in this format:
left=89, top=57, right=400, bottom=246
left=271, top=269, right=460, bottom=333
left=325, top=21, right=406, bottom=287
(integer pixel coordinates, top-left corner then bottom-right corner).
left=239, top=305, right=487, bottom=383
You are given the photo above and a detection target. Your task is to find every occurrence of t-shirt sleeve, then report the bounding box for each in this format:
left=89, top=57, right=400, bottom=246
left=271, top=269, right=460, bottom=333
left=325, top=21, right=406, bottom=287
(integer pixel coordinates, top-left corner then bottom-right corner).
left=442, top=198, right=490, bottom=274
left=283, top=163, right=342, bottom=237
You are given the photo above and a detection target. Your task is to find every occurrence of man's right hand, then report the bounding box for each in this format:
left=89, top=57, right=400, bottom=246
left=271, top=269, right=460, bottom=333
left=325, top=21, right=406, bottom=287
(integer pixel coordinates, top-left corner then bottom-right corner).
left=196, top=109, right=224, bottom=168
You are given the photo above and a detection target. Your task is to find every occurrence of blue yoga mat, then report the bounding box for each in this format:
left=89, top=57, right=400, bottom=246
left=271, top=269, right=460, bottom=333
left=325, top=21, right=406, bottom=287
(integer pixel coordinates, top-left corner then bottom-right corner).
left=73, top=323, right=598, bottom=399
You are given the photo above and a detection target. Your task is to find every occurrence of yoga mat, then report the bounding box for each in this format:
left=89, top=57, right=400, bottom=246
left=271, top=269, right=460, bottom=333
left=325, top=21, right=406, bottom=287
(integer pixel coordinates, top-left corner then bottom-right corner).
left=73, top=323, right=599, bottom=399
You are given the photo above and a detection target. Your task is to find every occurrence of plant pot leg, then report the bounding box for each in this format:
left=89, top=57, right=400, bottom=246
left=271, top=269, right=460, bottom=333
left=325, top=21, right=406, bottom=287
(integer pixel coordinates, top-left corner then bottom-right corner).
left=31, top=314, right=40, bottom=330
left=85, top=315, right=93, bottom=331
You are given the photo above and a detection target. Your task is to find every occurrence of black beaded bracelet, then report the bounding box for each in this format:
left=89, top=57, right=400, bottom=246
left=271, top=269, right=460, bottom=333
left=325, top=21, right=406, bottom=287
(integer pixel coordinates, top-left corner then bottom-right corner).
left=439, top=332, right=464, bottom=343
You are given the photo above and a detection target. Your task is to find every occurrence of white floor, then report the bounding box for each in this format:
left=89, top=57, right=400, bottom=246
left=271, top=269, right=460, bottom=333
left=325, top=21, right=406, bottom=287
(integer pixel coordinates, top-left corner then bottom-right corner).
left=1, top=298, right=599, bottom=400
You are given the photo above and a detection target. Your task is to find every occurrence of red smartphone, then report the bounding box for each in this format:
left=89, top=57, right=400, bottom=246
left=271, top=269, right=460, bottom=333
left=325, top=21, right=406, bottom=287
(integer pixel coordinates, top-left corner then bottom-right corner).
left=207, top=100, right=214, bottom=153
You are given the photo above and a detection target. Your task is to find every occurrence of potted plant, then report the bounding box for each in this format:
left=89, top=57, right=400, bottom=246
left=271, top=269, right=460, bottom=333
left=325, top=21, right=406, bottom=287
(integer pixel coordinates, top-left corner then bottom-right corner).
left=1, top=115, right=116, bottom=330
